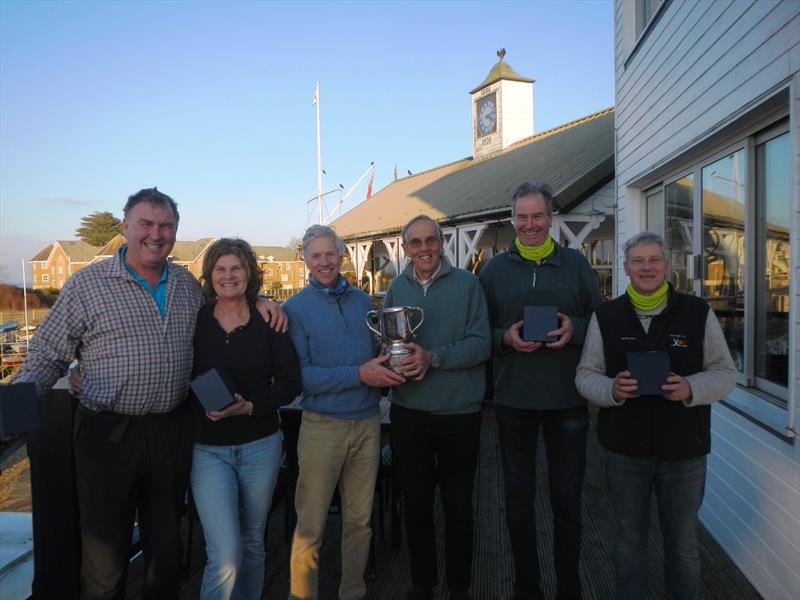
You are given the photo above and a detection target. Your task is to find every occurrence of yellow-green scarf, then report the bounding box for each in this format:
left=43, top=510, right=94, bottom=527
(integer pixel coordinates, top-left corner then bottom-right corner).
left=515, top=235, right=555, bottom=262
left=627, top=280, right=669, bottom=311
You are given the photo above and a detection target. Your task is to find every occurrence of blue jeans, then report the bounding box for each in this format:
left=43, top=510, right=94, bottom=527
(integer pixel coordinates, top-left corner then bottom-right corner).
left=495, top=404, right=589, bottom=600
left=604, top=450, right=707, bottom=600
left=190, top=432, right=283, bottom=600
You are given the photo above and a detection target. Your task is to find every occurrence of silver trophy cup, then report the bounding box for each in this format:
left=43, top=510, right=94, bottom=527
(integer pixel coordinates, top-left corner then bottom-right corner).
left=365, top=306, right=425, bottom=373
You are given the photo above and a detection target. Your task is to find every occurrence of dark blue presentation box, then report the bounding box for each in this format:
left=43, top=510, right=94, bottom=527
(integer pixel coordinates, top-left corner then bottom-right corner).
left=626, top=351, right=671, bottom=396
left=190, top=368, right=237, bottom=413
left=523, top=306, right=558, bottom=342
left=0, top=382, right=40, bottom=437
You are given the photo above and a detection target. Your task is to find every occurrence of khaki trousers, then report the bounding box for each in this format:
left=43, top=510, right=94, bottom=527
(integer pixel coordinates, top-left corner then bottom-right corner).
left=289, top=411, right=380, bottom=600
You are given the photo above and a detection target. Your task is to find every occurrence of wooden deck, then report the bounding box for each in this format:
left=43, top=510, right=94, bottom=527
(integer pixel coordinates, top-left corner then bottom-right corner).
left=134, top=405, right=762, bottom=600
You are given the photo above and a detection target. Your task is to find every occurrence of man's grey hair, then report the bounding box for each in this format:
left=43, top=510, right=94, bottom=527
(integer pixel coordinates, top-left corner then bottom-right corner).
left=623, top=231, right=670, bottom=262
left=123, top=187, right=180, bottom=223
left=401, top=214, right=445, bottom=244
left=301, top=224, right=346, bottom=261
left=511, top=181, right=555, bottom=217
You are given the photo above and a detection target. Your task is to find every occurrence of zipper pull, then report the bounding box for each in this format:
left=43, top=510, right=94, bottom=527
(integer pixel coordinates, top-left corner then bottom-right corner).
left=531, top=268, right=537, bottom=288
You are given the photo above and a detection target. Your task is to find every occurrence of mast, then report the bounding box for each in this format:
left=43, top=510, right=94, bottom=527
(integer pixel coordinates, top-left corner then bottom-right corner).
left=21, top=259, right=29, bottom=353
left=314, top=81, right=323, bottom=224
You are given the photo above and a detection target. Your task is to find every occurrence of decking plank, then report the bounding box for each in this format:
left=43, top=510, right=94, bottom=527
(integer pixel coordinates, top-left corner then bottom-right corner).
left=148, top=405, right=761, bottom=600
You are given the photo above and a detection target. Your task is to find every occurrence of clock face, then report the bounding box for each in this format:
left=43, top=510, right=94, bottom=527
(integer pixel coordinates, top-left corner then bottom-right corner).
left=477, top=94, right=497, bottom=137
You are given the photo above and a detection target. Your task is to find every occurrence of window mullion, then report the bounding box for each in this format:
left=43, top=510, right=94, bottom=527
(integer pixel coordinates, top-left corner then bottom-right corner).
left=692, top=165, right=702, bottom=297
left=744, top=136, right=757, bottom=387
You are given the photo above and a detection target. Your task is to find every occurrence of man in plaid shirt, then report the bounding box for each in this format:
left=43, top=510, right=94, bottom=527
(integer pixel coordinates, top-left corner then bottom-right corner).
left=15, top=188, right=283, bottom=599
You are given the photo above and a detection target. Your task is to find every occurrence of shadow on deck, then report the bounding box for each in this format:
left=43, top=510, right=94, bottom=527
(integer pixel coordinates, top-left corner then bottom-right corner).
left=143, top=405, right=761, bottom=600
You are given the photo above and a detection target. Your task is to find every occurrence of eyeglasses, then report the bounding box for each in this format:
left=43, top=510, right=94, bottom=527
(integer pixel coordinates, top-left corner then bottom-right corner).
left=407, top=236, right=441, bottom=249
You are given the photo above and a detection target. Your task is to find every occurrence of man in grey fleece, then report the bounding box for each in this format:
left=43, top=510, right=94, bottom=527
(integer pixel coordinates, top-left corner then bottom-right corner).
left=576, top=232, right=735, bottom=600
left=479, top=182, right=603, bottom=600
left=383, top=214, right=491, bottom=600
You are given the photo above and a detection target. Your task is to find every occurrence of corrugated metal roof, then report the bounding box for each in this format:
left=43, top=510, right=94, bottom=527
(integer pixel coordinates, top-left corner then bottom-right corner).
left=331, top=108, right=614, bottom=239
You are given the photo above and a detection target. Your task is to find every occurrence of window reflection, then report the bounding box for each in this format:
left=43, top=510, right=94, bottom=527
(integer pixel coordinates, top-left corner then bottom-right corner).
left=645, top=188, right=665, bottom=238
left=665, top=175, right=693, bottom=293
left=581, top=238, right=614, bottom=299
left=701, top=149, right=745, bottom=373
left=755, top=132, right=790, bottom=388
left=341, top=255, right=358, bottom=288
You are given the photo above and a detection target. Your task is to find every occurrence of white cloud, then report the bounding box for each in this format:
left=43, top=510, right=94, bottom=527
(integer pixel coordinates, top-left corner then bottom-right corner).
left=39, top=196, right=93, bottom=206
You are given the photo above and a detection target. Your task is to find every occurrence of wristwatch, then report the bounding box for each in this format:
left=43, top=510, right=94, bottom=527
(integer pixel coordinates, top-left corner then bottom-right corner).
left=430, top=351, right=441, bottom=369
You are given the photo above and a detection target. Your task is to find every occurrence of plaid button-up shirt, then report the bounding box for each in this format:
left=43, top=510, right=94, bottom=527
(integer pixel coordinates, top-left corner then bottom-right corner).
left=15, top=248, right=204, bottom=415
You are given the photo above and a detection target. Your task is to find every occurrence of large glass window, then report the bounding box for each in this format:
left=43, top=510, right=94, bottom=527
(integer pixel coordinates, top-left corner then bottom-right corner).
left=665, top=175, right=694, bottom=293
left=702, top=149, right=745, bottom=373
left=755, top=132, right=790, bottom=394
left=645, top=187, right=665, bottom=237
left=651, top=121, right=790, bottom=409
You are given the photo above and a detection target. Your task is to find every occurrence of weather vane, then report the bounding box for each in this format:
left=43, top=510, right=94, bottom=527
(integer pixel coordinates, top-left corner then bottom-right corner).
left=497, top=48, right=506, bottom=62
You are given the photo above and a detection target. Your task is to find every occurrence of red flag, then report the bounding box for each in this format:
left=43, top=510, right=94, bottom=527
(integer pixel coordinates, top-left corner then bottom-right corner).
left=366, top=171, right=374, bottom=199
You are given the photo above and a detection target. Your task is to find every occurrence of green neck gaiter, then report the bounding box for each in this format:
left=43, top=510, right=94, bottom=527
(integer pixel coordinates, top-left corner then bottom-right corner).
left=515, top=235, right=555, bottom=262
left=627, top=280, right=669, bottom=311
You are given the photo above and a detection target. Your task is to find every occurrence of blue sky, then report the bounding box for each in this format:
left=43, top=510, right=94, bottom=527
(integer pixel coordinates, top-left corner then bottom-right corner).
left=0, top=0, right=614, bottom=285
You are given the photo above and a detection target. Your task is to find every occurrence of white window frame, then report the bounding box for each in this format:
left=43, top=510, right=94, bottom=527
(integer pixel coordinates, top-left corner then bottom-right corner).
left=622, top=0, right=669, bottom=68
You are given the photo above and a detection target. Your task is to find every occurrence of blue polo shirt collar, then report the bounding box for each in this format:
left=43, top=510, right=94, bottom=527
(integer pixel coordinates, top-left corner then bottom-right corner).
left=120, top=246, right=168, bottom=318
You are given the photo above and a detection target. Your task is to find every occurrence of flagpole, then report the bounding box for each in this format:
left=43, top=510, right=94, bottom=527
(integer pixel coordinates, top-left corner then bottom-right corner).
left=315, top=81, right=323, bottom=224
left=21, top=259, right=29, bottom=353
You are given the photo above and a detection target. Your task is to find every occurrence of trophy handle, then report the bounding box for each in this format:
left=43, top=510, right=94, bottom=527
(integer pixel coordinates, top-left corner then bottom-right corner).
left=408, top=307, right=424, bottom=336
left=365, top=310, right=383, bottom=338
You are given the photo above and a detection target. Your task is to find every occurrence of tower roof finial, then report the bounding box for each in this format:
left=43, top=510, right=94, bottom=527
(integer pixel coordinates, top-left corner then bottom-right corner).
left=470, top=50, right=533, bottom=94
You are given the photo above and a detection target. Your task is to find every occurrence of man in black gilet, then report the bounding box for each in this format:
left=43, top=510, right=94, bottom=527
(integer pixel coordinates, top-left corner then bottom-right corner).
left=576, top=232, right=735, bottom=600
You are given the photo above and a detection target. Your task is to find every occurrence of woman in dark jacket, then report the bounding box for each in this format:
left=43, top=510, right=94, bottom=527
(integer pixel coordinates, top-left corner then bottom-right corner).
left=190, top=238, right=300, bottom=600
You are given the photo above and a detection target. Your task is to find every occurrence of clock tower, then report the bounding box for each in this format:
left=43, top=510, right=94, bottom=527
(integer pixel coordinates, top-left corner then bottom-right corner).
left=470, top=49, right=534, bottom=160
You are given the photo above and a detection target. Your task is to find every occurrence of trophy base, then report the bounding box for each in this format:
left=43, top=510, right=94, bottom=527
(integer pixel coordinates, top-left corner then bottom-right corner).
left=386, top=345, right=412, bottom=375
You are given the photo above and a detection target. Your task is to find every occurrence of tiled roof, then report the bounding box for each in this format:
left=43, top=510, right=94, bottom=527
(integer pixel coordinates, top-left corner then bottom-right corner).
left=93, top=235, right=216, bottom=262
left=94, top=234, right=126, bottom=257
left=31, top=244, right=54, bottom=262
left=57, top=240, right=100, bottom=262
left=170, top=238, right=215, bottom=262
left=331, top=107, right=614, bottom=239
left=251, top=246, right=300, bottom=262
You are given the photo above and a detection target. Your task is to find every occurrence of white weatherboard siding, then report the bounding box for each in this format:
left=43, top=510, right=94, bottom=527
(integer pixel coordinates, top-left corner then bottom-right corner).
left=614, top=1, right=800, bottom=598
left=703, top=407, right=799, bottom=599
left=499, top=80, right=534, bottom=147
left=570, top=179, right=615, bottom=216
